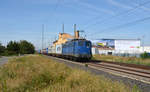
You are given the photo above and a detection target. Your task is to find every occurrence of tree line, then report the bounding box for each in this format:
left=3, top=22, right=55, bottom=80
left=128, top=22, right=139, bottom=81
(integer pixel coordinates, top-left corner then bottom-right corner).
left=0, top=40, right=35, bottom=56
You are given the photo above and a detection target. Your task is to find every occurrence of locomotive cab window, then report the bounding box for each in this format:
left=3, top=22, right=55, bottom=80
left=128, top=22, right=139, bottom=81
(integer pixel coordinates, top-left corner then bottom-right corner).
left=86, top=42, right=91, bottom=48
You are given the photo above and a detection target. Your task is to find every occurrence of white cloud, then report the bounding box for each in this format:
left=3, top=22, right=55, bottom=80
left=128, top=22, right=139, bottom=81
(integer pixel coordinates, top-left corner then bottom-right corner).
left=23, top=0, right=115, bottom=16
left=74, top=1, right=115, bottom=15
left=141, top=6, right=150, bottom=11
left=24, top=0, right=115, bottom=15
left=107, top=0, right=150, bottom=11
left=133, top=3, right=150, bottom=12
left=24, top=0, right=78, bottom=5
left=107, top=0, right=132, bottom=9
left=23, top=0, right=59, bottom=5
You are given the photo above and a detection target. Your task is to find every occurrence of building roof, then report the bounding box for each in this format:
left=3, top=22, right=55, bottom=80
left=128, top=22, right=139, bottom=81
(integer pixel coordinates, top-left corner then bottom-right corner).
left=53, top=33, right=73, bottom=46
left=101, top=38, right=141, bottom=41
left=92, top=38, right=141, bottom=41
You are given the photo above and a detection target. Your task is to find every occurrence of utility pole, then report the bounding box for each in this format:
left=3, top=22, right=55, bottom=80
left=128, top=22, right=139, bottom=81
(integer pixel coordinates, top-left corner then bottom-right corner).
left=62, top=24, right=64, bottom=33
left=142, top=35, right=145, bottom=52
left=42, top=24, right=44, bottom=52
left=74, top=24, right=76, bottom=38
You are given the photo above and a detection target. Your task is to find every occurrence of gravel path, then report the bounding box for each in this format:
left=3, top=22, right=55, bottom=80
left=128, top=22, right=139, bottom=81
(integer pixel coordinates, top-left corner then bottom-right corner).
left=0, top=57, right=9, bottom=66
left=46, top=56, right=150, bottom=92
left=0, top=55, right=25, bottom=66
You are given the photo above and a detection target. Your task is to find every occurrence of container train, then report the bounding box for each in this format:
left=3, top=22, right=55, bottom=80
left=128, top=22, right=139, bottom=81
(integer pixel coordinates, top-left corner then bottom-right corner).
left=44, top=38, right=92, bottom=61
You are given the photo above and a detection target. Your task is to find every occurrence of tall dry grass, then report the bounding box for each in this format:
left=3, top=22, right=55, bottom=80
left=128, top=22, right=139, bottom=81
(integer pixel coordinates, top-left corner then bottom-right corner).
left=0, top=55, right=140, bottom=92
left=93, top=55, right=150, bottom=66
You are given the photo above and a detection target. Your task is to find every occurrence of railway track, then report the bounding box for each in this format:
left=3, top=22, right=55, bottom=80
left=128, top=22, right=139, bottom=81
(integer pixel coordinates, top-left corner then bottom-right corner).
left=86, top=61, right=150, bottom=83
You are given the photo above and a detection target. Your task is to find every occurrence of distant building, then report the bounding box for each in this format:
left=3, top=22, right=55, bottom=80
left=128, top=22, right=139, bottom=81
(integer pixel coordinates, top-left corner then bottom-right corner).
left=53, top=31, right=81, bottom=46
left=140, top=46, right=150, bottom=53
left=114, top=39, right=141, bottom=52
left=91, top=39, right=141, bottom=57
left=53, top=33, right=73, bottom=46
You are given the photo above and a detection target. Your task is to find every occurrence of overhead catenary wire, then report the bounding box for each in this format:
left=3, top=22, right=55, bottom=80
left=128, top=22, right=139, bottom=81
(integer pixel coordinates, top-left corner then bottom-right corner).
left=87, top=16, right=150, bottom=38
left=82, top=0, right=150, bottom=29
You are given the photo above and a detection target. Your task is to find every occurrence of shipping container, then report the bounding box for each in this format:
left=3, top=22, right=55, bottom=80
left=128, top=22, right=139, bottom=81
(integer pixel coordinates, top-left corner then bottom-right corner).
left=55, top=44, right=62, bottom=54
left=48, top=46, right=56, bottom=54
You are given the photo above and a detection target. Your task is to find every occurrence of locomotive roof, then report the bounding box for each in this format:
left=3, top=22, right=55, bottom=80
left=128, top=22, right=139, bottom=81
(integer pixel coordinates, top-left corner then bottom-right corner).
left=71, top=38, right=86, bottom=41
left=63, top=38, right=90, bottom=44
left=62, top=39, right=91, bottom=46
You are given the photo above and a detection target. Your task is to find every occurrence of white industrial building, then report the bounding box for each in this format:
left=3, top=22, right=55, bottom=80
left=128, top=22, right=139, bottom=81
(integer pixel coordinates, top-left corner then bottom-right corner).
left=92, top=39, right=142, bottom=57
left=140, top=46, right=150, bottom=53
left=114, top=39, right=141, bottom=53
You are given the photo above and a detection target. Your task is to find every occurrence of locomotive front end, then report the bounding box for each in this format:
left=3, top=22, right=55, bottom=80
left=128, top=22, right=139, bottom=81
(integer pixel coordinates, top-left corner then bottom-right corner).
left=75, top=40, right=92, bottom=60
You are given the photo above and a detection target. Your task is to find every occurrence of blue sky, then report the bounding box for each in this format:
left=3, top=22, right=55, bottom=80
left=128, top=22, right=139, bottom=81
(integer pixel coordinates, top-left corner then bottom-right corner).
left=0, top=0, right=150, bottom=49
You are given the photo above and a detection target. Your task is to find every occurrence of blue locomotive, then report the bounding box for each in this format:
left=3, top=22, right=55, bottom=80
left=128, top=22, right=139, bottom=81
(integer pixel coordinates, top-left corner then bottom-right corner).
left=62, top=39, right=92, bottom=60
left=47, top=38, right=92, bottom=61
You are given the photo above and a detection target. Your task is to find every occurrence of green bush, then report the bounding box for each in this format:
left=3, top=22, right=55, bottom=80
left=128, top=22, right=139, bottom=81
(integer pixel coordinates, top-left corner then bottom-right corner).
left=0, top=43, right=5, bottom=56
left=19, top=40, right=35, bottom=54
left=140, top=52, right=150, bottom=59
left=0, top=40, right=35, bottom=56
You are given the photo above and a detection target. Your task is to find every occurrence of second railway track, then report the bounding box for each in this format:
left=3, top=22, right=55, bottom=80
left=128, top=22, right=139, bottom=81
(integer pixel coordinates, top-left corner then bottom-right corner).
left=86, top=61, right=150, bottom=83
left=88, top=62, right=150, bottom=78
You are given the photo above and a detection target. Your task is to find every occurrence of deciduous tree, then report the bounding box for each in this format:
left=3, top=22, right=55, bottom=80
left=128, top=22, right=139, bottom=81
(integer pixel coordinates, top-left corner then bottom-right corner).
left=19, top=40, right=35, bottom=54
left=0, top=43, right=5, bottom=55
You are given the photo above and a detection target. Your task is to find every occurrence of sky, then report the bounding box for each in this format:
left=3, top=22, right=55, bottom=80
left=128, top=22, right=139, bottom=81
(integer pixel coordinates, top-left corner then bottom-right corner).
left=0, top=0, right=150, bottom=49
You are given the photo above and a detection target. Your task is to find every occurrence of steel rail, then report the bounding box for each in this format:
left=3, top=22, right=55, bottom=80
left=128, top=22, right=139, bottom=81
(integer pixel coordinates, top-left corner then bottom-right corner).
left=88, top=63, right=150, bottom=79
left=96, top=63, right=150, bottom=74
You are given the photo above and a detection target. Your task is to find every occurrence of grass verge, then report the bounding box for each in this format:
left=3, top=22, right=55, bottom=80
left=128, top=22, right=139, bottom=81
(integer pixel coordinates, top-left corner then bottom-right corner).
left=93, top=55, right=150, bottom=66
left=0, top=55, right=140, bottom=92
